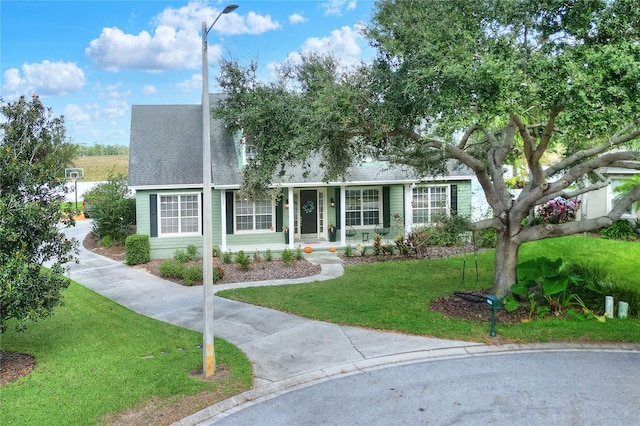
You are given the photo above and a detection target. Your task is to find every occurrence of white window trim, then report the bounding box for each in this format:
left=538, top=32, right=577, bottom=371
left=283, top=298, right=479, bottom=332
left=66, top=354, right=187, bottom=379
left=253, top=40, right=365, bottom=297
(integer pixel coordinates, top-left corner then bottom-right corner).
left=411, top=184, right=450, bottom=226
left=234, top=194, right=275, bottom=234
left=345, top=186, right=382, bottom=228
left=158, top=192, right=202, bottom=237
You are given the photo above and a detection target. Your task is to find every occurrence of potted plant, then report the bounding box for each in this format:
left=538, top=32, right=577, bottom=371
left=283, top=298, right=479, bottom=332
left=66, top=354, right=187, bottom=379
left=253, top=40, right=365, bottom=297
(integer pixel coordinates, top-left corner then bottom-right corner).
left=282, top=226, right=289, bottom=243
left=328, top=223, right=337, bottom=242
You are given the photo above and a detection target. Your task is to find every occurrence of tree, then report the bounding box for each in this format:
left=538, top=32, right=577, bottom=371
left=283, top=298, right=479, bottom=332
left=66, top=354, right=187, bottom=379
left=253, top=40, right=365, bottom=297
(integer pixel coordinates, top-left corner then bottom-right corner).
left=215, top=0, right=640, bottom=297
left=84, top=173, right=136, bottom=245
left=0, top=95, right=78, bottom=332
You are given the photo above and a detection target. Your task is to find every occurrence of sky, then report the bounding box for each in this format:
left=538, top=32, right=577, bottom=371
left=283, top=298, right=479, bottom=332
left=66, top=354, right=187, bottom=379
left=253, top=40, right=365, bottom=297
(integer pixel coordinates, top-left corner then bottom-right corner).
left=1, top=0, right=377, bottom=147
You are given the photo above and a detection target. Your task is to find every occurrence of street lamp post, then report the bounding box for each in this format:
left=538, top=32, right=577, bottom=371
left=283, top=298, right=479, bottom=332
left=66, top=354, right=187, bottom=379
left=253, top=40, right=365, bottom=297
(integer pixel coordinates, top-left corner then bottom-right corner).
left=201, top=4, right=238, bottom=378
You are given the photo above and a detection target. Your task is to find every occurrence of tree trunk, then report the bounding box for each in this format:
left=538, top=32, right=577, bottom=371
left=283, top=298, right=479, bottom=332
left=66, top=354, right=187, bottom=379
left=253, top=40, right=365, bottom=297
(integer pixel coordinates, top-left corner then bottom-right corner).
left=493, top=229, right=521, bottom=297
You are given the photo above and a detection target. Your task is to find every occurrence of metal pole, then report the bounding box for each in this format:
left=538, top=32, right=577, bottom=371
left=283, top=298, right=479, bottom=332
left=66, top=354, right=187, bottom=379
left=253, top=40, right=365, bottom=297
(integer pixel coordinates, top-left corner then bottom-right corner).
left=200, top=4, right=239, bottom=378
left=201, top=20, right=215, bottom=378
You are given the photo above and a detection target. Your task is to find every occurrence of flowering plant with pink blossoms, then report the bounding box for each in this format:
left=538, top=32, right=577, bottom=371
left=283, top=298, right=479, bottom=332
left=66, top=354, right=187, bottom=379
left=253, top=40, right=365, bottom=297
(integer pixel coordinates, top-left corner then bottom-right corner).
left=535, top=197, right=581, bottom=224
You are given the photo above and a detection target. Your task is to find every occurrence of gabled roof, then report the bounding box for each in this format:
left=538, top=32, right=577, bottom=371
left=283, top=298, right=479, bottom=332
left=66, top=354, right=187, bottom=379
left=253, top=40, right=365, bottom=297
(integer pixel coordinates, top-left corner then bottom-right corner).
left=129, top=94, right=473, bottom=190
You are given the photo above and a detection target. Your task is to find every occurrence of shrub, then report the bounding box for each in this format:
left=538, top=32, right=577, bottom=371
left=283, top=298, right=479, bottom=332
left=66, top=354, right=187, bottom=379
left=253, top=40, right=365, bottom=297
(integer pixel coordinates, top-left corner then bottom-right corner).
left=125, top=234, right=150, bottom=265
left=253, top=250, right=262, bottom=263
left=158, top=260, right=185, bottom=279
left=535, top=197, right=581, bottom=224
left=222, top=251, right=233, bottom=264
left=344, top=245, right=353, bottom=257
left=213, top=265, right=225, bottom=282
left=600, top=220, right=638, bottom=241
left=382, top=244, right=395, bottom=255
left=474, top=228, right=496, bottom=248
left=373, top=234, right=382, bottom=255
left=100, top=235, right=113, bottom=248
left=295, top=246, right=303, bottom=260
left=84, top=173, right=136, bottom=244
left=265, top=249, right=273, bottom=262
left=173, top=245, right=199, bottom=263
left=281, top=248, right=294, bottom=265
left=235, top=250, right=251, bottom=270
left=182, top=265, right=202, bottom=286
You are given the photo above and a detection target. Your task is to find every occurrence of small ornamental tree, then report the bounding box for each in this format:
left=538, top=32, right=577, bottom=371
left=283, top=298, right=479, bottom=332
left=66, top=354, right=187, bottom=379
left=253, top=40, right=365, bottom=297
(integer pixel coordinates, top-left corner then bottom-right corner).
left=1, top=95, right=78, bottom=332
left=215, top=0, right=640, bottom=297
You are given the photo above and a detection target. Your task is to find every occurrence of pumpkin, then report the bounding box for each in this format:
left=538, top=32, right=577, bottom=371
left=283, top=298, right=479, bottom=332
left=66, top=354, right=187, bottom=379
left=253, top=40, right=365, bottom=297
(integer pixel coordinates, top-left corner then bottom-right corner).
left=303, top=246, right=313, bottom=253
left=328, top=246, right=336, bottom=253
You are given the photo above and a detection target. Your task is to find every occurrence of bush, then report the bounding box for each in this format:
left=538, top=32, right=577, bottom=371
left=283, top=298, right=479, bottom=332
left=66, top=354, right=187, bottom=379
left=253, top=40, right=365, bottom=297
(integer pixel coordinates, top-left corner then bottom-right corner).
left=474, top=228, right=496, bottom=248
left=84, top=173, right=136, bottom=245
left=295, top=246, right=304, bottom=260
left=535, top=197, right=581, bottom=224
left=125, top=234, right=150, bottom=265
left=265, top=249, right=273, bottom=262
left=235, top=250, right=251, bottom=270
left=158, top=260, right=185, bottom=279
left=600, top=220, right=638, bottom=241
left=222, top=251, right=233, bottom=264
left=253, top=250, right=262, bottom=263
left=281, top=248, right=294, bottom=265
left=173, top=245, right=200, bottom=263
left=213, top=265, right=225, bottom=282
left=182, top=265, right=202, bottom=286
left=344, top=245, right=353, bottom=257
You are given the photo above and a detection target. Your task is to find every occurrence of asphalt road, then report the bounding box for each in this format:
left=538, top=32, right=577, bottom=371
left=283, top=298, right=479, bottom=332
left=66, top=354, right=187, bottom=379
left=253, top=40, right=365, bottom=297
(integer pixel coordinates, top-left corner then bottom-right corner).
left=210, top=350, right=640, bottom=425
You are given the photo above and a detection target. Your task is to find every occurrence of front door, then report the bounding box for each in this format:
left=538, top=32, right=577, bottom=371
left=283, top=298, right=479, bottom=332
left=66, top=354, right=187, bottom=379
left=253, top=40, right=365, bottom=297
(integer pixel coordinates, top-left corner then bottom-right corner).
left=300, top=190, right=317, bottom=234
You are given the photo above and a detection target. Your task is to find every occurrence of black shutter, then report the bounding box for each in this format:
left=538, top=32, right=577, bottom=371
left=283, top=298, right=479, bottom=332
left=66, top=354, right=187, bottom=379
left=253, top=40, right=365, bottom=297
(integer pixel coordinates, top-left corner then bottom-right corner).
left=149, top=194, right=158, bottom=237
left=201, top=192, right=204, bottom=235
left=334, top=188, right=341, bottom=229
left=382, top=186, right=391, bottom=227
left=225, top=191, right=234, bottom=234
left=450, top=185, right=458, bottom=215
left=276, top=195, right=283, bottom=231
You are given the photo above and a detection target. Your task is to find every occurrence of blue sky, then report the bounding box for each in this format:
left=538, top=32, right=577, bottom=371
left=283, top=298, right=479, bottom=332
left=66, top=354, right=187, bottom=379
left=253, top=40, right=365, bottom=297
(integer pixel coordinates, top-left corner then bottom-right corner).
left=1, top=0, right=376, bottom=146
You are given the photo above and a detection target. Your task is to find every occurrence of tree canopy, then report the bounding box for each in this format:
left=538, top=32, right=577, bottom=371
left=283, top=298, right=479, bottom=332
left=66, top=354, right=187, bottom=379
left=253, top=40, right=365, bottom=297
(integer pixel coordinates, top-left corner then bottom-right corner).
left=0, top=95, right=78, bottom=332
left=215, top=0, right=640, bottom=296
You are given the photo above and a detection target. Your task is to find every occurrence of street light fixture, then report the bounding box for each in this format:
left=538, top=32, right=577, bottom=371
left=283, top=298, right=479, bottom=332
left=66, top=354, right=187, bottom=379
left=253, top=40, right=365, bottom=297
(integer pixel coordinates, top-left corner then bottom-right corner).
left=201, top=3, right=238, bottom=378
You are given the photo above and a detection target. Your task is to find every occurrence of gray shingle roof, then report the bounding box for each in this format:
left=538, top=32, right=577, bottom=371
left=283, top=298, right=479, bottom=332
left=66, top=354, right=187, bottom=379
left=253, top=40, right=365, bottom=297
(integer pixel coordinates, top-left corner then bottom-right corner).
left=129, top=94, right=472, bottom=189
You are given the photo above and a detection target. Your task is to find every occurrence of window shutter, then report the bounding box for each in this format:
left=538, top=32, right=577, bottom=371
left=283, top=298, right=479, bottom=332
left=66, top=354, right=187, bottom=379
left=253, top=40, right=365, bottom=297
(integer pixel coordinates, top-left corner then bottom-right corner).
left=149, top=194, right=158, bottom=237
left=201, top=192, right=204, bottom=236
left=450, top=185, right=458, bottom=215
left=383, top=186, right=391, bottom=227
left=276, top=196, right=283, bottom=231
left=225, top=191, right=234, bottom=234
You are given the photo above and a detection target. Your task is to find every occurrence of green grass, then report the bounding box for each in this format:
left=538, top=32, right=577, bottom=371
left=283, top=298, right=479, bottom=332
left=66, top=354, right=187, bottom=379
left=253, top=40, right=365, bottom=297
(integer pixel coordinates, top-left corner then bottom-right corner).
left=71, top=154, right=128, bottom=181
left=1, top=282, right=252, bottom=425
left=218, top=236, right=640, bottom=343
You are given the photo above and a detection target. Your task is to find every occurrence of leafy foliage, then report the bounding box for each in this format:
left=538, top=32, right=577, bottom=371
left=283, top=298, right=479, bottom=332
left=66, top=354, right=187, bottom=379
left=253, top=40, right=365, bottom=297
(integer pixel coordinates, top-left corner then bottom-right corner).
left=215, top=0, right=640, bottom=296
left=84, top=173, right=136, bottom=244
left=599, top=219, right=639, bottom=240
left=535, top=197, right=581, bottom=224
left=124, top=234, right=150, bottom=265
left=1, top=95, right=77, bottom=332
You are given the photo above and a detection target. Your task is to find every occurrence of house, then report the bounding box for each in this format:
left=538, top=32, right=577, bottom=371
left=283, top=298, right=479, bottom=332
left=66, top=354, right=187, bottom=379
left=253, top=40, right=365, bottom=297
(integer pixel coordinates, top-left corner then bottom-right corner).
left=579, top=166, right=640, bottom=223
left=128, top=94, right=476, bottom=259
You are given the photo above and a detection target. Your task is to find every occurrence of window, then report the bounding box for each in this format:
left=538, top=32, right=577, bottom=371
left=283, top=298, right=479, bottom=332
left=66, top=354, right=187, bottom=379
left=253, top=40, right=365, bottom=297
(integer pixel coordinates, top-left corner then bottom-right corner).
left=413, top=186, right=449, bottom=224
left=159, top=194, right=200, bottom=235
left=235, top=194, right=273, bottom=232
left=345, top=188, right=380, bottom=227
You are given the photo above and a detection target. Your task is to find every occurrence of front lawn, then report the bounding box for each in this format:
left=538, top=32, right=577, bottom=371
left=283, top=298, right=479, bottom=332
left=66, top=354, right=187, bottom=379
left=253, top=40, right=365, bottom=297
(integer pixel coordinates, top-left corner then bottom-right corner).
left=218, top=236, right=640, bottom=343
left=1, top=282, right=252, bottom=425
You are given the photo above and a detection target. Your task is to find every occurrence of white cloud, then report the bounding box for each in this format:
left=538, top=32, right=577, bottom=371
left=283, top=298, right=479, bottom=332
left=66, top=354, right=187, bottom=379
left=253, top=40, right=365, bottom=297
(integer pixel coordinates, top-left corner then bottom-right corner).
left=86, top=2, right=279, bottom=71
left=280, top=25, right=366, bottom=69
left=321, top=0, right=357, bottom=16
left=176, top=74, right=202, bottom=93
left=1, top=61, right=85, bottom=98
left=64, top=104, right=91, bottom=123
left=142, top=84, right=157, bottom=94
left=289, top=13, right=307, bottom=24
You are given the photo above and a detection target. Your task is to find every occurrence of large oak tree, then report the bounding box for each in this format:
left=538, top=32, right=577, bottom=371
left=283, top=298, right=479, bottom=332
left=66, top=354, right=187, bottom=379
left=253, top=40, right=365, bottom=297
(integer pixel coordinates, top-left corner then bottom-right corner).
left=215, top=0, right=640, bottom=296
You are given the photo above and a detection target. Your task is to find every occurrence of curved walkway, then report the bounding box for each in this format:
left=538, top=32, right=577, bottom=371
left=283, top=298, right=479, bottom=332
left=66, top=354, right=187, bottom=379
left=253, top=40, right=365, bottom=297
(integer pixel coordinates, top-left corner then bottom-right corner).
left=63, top=221, right=640, bottom=425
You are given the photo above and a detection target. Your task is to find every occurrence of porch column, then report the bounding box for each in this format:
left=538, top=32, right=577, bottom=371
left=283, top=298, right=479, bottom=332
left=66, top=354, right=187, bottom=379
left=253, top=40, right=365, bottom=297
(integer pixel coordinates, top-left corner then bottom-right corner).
left=220, top=190, right=227, bottom=251
left=405, top=184, right=414, bottom=234
left=287, top=187, right=295, bottom=248
left=340, top=185, right=346, bottom=246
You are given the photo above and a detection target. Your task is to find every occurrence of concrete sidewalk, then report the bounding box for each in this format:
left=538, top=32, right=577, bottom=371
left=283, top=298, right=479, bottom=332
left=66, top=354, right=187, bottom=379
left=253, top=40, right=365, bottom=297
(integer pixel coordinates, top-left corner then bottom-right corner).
left=63, top=221, right=640, bottom=425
